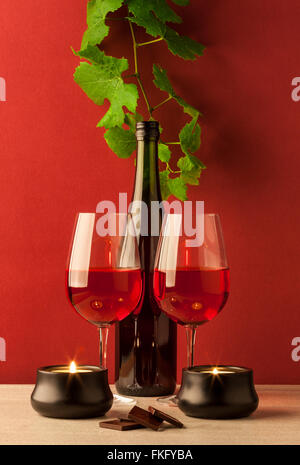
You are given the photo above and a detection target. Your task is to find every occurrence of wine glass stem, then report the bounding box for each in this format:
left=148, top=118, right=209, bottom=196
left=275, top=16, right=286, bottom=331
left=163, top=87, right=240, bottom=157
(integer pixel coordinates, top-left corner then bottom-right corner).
left=98, top=325, right=110, bottom=369
left=133, top=317, right=138, bottom=385
left=154, top=315, right=159, bottom=384
left=185, top=324, right=196, bottom=368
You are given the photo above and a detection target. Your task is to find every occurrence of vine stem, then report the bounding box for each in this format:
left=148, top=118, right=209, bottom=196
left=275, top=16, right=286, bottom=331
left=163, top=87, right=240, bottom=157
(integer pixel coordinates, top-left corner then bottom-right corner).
left=152, top=96, right=173, bottom=112
left=128, top=20, right=153, bottom=118
left=128, top=20, right=138, bottom=74
left=166, top=162, right=181, bottom=174
left=137, top=38, right=164, bottom=47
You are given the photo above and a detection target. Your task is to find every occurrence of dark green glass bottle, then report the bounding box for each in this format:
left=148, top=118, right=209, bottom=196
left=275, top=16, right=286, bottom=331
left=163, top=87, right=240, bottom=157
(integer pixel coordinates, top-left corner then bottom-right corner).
left=115, top=121, right=177, bottom=396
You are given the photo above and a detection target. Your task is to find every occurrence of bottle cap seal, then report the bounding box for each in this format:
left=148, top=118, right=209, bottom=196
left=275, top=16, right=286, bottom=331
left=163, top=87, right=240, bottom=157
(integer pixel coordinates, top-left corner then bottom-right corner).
left=136, top=121, right=160, bottom=140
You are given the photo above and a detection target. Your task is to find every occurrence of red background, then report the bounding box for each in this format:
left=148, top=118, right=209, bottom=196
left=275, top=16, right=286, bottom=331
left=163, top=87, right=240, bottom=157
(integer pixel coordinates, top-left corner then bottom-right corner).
left=0, top=0, right=299, bottom=384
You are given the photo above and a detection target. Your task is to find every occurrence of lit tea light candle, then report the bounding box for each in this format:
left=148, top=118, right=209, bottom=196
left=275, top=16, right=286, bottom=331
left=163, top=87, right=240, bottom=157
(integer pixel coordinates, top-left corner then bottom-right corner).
left=70, top=361, right=76, bottom=373
left=177, top=365, right=259, bottom=419
left=31, top=362, right=113, bottom=419
left=49, top=361, right=94, bottom=373
left=200, top=367, right=234, bottom=375
left=191, top=366, right=247, bottom=375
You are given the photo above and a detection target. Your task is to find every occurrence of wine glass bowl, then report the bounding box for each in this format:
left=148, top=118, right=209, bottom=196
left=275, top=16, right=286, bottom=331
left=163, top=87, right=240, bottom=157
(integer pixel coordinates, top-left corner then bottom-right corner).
left=66, top=213, right=143, bottom=369
left=153, top=213, right=229, bottom=369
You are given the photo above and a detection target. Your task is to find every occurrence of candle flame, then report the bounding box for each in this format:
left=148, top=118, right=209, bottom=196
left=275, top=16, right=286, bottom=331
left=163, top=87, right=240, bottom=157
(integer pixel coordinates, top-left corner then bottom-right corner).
left=212, top=367, right=219, bottom=375
left=69, top=361, right=77, bottom=373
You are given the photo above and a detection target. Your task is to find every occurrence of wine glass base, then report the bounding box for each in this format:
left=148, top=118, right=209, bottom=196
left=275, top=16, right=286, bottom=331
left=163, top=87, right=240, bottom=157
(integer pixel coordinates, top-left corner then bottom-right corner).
left=116, top=381, right=175, bottom=397
left=113, top=394, right=136, bottom=406
left=156, top=395, right=178, bottom=406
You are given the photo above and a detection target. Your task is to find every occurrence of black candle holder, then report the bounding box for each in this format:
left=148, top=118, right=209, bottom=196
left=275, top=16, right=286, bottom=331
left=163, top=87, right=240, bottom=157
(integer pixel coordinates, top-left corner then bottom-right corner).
left=177, top=365, right=259, bottom=419
left=31, top=365, right=113, bottom=419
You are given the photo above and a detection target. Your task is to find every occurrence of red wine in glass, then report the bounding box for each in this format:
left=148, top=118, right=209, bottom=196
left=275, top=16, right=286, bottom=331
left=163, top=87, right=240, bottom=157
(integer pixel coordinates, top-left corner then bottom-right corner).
left=68, top=268, right=143, bottom=325
left=153, top=267, right=229, bottom=325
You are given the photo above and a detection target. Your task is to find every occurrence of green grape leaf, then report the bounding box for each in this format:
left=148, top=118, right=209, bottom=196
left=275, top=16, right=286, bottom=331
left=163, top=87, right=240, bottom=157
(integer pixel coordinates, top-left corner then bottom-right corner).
left=171, top=0, right=189, bottom=5
left=127, top=0, right=181, bottom=27
left=168, top=176, right=187, bottom=200
left=164, top=26, right=205, bottom=60
left=124, top=112, right=143, bottom=131
left=127, top=3, right=204, bottom=61
left=179, top=115, right=201, bottom=155
left=129, top=14, right=166, bottom=38
left=153, top=64, right=174, bottom=94
left=159, top=169, right=171, bottom=200
left=81, top=0, right=124, bottom=49
left=151, top=0, right=182, bottom=23
left=153, top=64, right=200, bottom=117
left=104, top=111, right=143, bottom=158
left=127, top=0, right=203, bottom=60
left=189, top=154, right=206, bottom=170
left=104, top=126, right=136, bottom=158
left=177, top=155, right=194, bottom=171
left=158, top=143, right=171, bottom=163
left=72, top=45, right=104, bottom=65
left=127, top=0, right=182, bottom=38
left=178, top=154, right=206, bottom=185
left=178, top=153, right=206, bottom=171
left=74, top=51, right=138, bottom=128
left=181, top=166, right=201, bottom=185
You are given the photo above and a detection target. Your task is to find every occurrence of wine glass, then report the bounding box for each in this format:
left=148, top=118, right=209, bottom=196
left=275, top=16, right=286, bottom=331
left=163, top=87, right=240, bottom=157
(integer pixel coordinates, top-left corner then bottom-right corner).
left=66, top=213, right=143, bottom=374
left=153, top=213, right=230, bottom=402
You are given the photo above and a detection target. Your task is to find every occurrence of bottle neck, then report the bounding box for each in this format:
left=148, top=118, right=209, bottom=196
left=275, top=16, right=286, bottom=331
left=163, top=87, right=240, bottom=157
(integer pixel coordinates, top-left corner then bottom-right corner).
left=132, top=139, right=162, bottom=203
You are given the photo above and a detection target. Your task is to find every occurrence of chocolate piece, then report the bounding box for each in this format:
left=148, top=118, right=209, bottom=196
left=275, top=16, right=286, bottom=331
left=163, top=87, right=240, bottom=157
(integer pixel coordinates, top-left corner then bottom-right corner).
left=128, top=406, right=163, bottom=431
left=148, top=406, right=184, bottom=428
left=99, top=418, right=145, bottom=431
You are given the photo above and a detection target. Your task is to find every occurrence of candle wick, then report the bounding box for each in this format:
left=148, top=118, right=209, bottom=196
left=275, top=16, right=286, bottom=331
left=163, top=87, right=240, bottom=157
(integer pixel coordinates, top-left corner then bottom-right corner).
left=69, top=361, right=77, bottom=373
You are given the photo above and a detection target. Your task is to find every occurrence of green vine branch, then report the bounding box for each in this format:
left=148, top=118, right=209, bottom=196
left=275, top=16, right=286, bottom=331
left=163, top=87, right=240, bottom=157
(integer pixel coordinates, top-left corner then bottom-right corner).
left=73, top=0, right=207, bottom=201
left=128, top=20, right=153, bottom=118
left=152, top=96, right=173, bottom=112
left=166, top=162, right=181, bottom=174
left=137, top=38, right=164, bottom=47
left=128, top=21, right=171, bottom=119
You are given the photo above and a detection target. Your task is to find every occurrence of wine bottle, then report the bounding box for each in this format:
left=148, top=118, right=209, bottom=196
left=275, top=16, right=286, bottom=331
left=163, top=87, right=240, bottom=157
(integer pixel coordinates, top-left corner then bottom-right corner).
left=115, top=121, right=177, bottom=396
